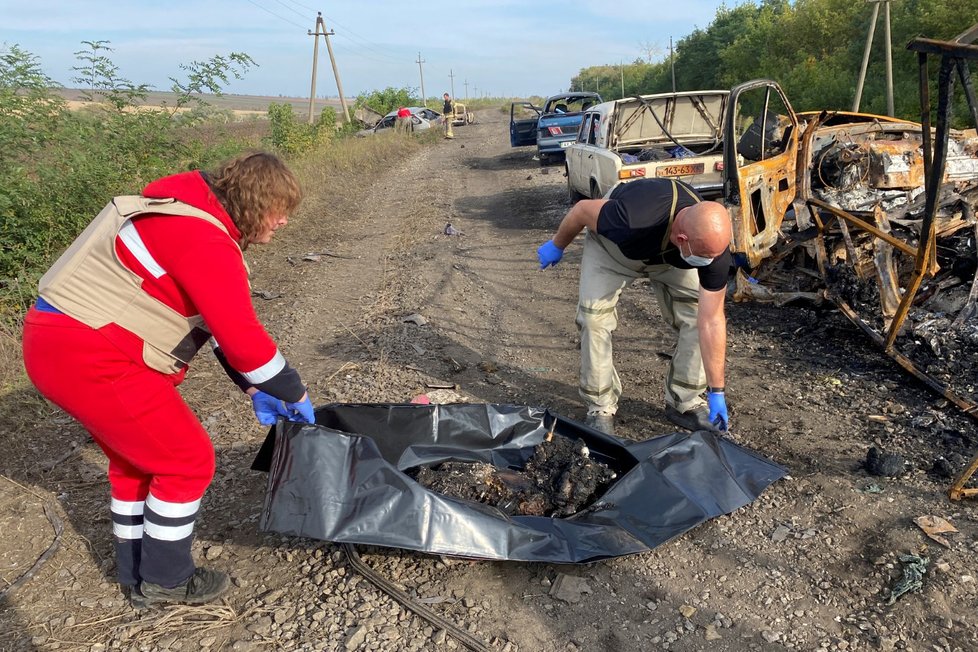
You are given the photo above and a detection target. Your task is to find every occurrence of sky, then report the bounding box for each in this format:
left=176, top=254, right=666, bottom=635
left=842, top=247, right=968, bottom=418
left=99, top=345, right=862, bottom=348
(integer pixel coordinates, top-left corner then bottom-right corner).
left=1, top=1, right=729, bottom=101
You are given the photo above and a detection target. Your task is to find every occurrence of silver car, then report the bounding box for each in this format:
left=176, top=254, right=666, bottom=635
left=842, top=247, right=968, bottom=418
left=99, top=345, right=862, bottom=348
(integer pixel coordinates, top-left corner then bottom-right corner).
left=357, top=106, right=441, bottom=136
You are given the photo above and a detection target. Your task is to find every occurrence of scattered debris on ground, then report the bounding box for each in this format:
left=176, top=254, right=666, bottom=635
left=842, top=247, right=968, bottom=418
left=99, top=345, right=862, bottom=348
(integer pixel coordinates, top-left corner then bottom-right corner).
left=887, top=554, right=929, bottom=605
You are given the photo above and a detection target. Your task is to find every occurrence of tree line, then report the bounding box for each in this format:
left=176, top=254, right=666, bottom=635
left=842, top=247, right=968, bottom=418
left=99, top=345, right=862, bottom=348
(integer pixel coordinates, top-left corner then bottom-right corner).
left=570, top=0, right=977, bottom=122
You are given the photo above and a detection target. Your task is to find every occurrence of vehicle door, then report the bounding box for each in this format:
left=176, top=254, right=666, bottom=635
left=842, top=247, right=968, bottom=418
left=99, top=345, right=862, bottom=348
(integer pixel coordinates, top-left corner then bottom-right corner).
left=566, top=112, right=594, bottom=191
left=375, top=115, right=397, bottom=132
left=722, top=80, right=799, bottom=267
left=510, top=102, right=541, bottom=147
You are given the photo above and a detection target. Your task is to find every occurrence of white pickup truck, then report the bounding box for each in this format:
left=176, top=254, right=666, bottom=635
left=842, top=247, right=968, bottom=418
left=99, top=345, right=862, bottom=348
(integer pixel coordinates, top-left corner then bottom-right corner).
left=565, top=90, right=729, bottom=201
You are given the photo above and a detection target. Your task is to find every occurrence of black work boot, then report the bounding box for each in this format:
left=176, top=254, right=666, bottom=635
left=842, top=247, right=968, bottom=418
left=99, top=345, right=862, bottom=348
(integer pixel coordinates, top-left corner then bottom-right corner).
left=133, top=567, right=230, bottom=608
left=664, top=405, right=717, bottom=432
left=120, top=584, right=145, bottom=609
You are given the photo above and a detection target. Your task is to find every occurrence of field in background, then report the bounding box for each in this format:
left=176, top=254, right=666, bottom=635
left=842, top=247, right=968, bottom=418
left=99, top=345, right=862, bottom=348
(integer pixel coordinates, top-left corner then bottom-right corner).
left=54, top=88, right=345, bottom=120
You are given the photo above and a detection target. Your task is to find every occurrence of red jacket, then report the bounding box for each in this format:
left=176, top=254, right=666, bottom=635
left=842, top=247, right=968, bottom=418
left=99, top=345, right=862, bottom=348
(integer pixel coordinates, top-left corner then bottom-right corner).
left=97, top=172, right=299, bottom=398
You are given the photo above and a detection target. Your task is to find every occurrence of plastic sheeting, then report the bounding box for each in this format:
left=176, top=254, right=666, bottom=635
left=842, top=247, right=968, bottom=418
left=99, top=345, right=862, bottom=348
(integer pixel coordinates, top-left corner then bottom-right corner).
left=252, top=403, right=786, bottom=563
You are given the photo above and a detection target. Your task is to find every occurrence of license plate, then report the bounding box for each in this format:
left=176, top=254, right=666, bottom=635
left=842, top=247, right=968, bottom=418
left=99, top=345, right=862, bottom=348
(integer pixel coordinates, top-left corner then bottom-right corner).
left=560, top=141, right=573, bottom=148
left=656, top=163, right=704, bottom=177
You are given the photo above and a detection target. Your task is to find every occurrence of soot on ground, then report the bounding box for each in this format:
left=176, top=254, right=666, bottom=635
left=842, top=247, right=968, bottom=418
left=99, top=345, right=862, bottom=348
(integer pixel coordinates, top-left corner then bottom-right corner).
left=411, top=434, right=617, bottom=517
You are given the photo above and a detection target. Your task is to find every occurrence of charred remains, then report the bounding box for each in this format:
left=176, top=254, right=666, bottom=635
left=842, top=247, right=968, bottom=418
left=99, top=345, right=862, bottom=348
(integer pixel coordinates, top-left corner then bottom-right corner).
left=412, top=434, right=617, bottom=517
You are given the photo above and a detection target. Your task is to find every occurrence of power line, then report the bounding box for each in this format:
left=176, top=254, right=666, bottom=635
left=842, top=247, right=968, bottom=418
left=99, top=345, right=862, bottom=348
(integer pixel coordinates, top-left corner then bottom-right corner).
left=269, top=0, right=308, bottom=21
left=276, top=0, right=406, bottom=63
left=264, top=0, right=404, bottom=63
left=332, top=34, right=405, bottom=65
left=277, top=0, right=316, bottom=12
left=320, top=12, right=408, bottom=63
left=242, top=0, right=307, bottom=30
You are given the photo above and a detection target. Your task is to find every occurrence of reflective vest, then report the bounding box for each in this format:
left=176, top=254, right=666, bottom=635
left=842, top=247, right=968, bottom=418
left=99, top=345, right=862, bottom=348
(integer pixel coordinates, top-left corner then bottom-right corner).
left=39, top=196, right=246, bottom=374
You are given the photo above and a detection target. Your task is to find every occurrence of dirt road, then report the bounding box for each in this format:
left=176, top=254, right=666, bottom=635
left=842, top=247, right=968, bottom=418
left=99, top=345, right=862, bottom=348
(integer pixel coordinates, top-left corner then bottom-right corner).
left=2, top=108, right=977, bottom=652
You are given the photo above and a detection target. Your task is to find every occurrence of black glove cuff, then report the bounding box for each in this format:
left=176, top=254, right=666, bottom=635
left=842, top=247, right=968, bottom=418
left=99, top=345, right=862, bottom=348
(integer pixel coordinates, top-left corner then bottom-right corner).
left=707, top=386, right=725, bottom=394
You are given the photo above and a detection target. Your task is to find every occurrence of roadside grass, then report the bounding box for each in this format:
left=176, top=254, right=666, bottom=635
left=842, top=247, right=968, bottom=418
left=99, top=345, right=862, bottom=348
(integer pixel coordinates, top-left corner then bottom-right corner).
left=0, top=129, right=431, bottom=397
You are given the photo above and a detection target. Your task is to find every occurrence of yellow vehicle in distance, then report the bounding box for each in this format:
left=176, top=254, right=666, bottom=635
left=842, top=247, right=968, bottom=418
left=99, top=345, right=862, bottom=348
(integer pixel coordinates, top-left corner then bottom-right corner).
left=451, top=103, right=474, bottom=126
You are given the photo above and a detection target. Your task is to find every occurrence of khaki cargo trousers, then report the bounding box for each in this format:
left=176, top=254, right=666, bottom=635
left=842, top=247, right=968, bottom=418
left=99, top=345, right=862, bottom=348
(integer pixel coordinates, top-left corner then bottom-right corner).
left=577, top=230, right=708, bottom=416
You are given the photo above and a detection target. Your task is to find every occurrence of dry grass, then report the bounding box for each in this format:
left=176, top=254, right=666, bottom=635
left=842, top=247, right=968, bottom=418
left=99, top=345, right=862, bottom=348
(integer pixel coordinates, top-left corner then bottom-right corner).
left=0, top=129, right=432, bottom=415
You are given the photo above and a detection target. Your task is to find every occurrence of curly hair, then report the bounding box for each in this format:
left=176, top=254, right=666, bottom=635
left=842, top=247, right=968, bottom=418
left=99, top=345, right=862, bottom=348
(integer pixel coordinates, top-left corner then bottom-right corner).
left=207, top=151, right=302, bottom=250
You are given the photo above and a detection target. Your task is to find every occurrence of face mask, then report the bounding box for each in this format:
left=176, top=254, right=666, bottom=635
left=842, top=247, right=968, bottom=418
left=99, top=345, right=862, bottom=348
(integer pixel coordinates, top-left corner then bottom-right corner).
left=679, top=239, right=714, bottom=267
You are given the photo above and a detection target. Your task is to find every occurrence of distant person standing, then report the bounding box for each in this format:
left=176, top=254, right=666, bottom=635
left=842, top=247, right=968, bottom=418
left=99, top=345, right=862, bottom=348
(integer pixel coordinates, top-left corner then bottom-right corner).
left=395, top=106, right=413, bottom=133
left=442, top=92, right=455, bottom=139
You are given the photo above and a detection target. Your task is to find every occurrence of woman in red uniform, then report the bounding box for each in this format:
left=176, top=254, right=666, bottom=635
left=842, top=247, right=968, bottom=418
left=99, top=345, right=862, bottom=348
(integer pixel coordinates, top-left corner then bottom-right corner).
left=22, top=151, right=314, bottom=607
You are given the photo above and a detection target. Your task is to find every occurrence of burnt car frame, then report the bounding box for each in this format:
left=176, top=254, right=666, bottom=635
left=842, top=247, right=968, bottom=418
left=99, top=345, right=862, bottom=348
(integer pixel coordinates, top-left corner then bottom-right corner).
left=721, top=26, right=978, bottom=499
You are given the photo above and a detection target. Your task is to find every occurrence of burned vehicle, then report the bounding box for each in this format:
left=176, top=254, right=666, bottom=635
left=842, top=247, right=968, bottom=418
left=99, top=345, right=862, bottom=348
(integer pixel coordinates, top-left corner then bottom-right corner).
left=356, top=106, right=441, bottom=136
left=721, top=28, right=978, bottom=497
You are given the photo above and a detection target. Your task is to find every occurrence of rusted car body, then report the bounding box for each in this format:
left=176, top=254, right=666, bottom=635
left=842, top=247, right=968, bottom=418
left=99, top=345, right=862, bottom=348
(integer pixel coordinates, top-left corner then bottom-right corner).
left=721, top=26, right=978, bottom=498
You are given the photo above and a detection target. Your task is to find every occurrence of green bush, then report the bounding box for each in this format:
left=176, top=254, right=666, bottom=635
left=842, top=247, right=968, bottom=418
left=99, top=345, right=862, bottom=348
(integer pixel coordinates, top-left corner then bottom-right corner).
left=267, top=102, right=336, bottom=155
left=0, top=42, right=260, bottom=318
left=355, top=87, right=417, bottom=116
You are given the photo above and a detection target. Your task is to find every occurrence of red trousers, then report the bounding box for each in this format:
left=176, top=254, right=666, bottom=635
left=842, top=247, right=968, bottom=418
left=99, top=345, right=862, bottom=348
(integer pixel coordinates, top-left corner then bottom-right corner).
left=23, top=308, right=215, bottom=586
left=22, top=308, right=215, bottom=502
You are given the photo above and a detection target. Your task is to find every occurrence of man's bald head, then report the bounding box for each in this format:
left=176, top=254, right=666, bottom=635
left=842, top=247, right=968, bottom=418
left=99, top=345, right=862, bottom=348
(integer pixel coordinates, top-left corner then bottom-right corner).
left=673, top=201, right=731, bottom=258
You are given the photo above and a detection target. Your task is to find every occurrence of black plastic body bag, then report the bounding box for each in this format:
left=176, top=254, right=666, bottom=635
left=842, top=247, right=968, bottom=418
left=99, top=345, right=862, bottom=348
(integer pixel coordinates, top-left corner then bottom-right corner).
left=252, top=403, right=786, bottom=563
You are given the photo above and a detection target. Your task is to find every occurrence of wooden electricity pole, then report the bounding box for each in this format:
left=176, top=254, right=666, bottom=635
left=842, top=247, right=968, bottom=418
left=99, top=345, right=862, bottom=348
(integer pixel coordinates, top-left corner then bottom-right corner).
left=449, top=69, right=456, bottom=101
left=853, top=0, right=895, bottom=115
left=307, top=12, right=350, bottom=125
left=306, top=15, right=322, bottom=125
left=416, top=52, right=427, bottom=107
left=464, top=79, right=469, bottom=101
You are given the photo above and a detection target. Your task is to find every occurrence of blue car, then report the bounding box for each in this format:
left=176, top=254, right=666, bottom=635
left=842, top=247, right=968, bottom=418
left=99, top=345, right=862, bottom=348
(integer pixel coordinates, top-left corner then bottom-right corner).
left=510, top=92, right=602, bottom=165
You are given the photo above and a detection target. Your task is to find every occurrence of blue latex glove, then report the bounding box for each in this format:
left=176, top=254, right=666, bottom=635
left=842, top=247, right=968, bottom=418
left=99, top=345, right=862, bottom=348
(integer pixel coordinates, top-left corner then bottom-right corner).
left=251, top=391, right=288, bottom=425
left=707, top=390, right=728, bottom=431
left=537, top=240, right=564, bottom=269
left=285, top=395, right=316, bottom=424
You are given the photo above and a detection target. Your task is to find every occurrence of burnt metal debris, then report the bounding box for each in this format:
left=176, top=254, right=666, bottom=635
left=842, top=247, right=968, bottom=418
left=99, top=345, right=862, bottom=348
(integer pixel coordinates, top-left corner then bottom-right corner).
left=725, top=26, right=978, bottom=500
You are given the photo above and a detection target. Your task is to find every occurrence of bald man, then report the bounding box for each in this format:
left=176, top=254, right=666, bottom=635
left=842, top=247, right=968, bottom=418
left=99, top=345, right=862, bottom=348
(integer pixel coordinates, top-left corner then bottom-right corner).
left=537, top=178, right=731, bottom=436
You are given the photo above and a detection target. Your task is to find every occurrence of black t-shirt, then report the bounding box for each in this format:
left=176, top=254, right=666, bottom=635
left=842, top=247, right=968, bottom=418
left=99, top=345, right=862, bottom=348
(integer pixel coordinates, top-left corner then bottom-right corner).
left=443, top=99, right=452, bottom=114
left=595, top=178, right=732, bottom=291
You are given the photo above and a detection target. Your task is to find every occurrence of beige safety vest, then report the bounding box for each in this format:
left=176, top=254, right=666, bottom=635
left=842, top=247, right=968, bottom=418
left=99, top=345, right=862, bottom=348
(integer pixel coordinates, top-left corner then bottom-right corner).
left=39, top=195, right=246, bottom=374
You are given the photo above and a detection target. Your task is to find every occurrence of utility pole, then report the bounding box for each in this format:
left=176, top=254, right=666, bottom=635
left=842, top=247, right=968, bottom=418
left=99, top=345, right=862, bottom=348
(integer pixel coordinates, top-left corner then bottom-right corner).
left=620, top=60, right=625, bottom=98
left=464, top=79, right=469, bottom=101
left=416, top=52, right=427, bottom=108
left=320, top=13, right=350, bottom=124
left=853, top=0, right=894, bottom=115
left=307, top=12, right=350, bottom=125
left=670, top=36, right=676, bottom=93
left=448, top=69, right=456, bottom=101
left=883, top=0, right=894, bottom=116
left=306, top=15, right=322, bottom=125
